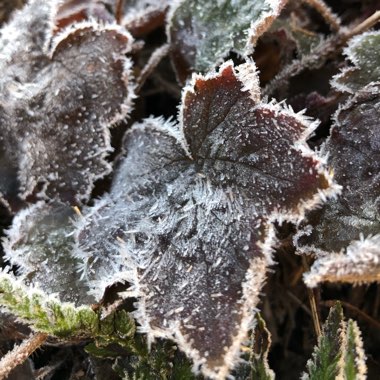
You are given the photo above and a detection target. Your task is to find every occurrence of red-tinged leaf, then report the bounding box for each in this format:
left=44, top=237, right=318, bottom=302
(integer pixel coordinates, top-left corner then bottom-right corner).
left=74, top=61, right=335, bottom=377
left=55, top=0, right=114, bottom=32
left=122, top=0, right=171, bottom=36
left=0, top=0, right=135, bottom=204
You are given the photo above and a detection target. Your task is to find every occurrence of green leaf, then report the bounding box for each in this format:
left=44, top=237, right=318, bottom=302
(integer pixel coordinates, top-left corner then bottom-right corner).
left=303, top=302, right=345, bottom=380
left=345, top=319, right=367, bottom=380
left=113, top=339, right=196, bottom=380
left=332, top=31, right=380, bottom=93
left=0, top=271, right=135, bottom=341
left=85, top=342, right=126, bottom=359
left=250, top=314, right=275, bottom=380
left=168, top=0, right=284, bottom=82
left=303, top=302, right=368, bottom=380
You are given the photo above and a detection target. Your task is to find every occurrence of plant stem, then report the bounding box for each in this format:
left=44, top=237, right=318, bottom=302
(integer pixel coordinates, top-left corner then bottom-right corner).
left=302, top=256, right=321, bottom=337
left=347, top=10, right=380, bottom=39
left=136, top=44, right=170, bottom=93
left=263, top=10, right=380, bottom=98
left=115, top=0, right=124, bottom=25
left=0, top=333, right=48, bottom=380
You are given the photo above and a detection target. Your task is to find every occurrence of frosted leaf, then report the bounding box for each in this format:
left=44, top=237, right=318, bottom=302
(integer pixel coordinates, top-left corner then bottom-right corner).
left=304, top=235, right=380, bottom=287
left=303, top=303, right=367, bottom=380
left=55, top=0, right=114, bottom=31
left=0, top=0, right=25, bottom=25
left=122, top=0, right=172, bottom=36
left=268, top=16, right=323, bottom=58
left=3, top=202, right=94, bottom=306
left=302, top=302, right=346, bottom=380
left=75, top=61, right=334, bottom=378
left=250, top=314, right=275, bottom=380
left=167, top=0, right=285, bottom=82
left=345, top=319, right=367, bottom=380
left=0, top=0, right=134, bottom=203
left=332, top=31, right=380, bottom=94
left=295, top=83, right=380, bottom=257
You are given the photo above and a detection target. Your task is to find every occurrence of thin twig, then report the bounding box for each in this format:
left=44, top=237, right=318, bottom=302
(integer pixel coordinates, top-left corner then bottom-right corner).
left=302, top=256, right=321, bottom=337
left=115, top=0, right=124, bottom=25
left=263, top=10, right=380, bottom=98
left=301, top=0, right=341, bottom=31
left=286, top=290, right=312, bottom=316
left=347, top=10, right=380, bottom=39
left=136, top=44, right=171, bottom=93
left=322, top=300, right=380, bottom=331
left=0, top=332, right=47, bottom=380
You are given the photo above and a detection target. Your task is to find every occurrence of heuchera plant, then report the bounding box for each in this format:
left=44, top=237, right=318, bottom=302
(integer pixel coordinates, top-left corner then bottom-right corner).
left=0, top=0, right=378, bottom=379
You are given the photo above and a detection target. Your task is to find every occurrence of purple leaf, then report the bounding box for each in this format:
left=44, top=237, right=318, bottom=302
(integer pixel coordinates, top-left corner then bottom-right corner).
left=122, top=0, right=171, bottom=36
left=0, top=0, right=135, bottom=204
left=295, top=83, right=380, bottom=286
left=3, top=201, right=94, bottom=306
left=75, top=61, right=334, bottom=377
left=295, top=83, right=380, bottom=256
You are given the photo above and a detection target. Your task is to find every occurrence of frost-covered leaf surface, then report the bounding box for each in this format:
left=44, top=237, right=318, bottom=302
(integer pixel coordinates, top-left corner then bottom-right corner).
left=74, top=61, right=333, bottom=378
left=295, top=82, right=380, bottom=256
left=55, top=0, right=115, bottom=31
left=0, top=0, right=25, bottom=25
left=122, top=0, right=171, bottom=36
left=0, top=271, right=135, bottom=339
left=168, top=0, right=285, bottom=82
left=0, top=0, right=134, bottom=204
left=332, top=31, right=380, bottom=94
left=304, top=234, right=380, bottom=286
left=3, top=202, right=94, bottom=306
